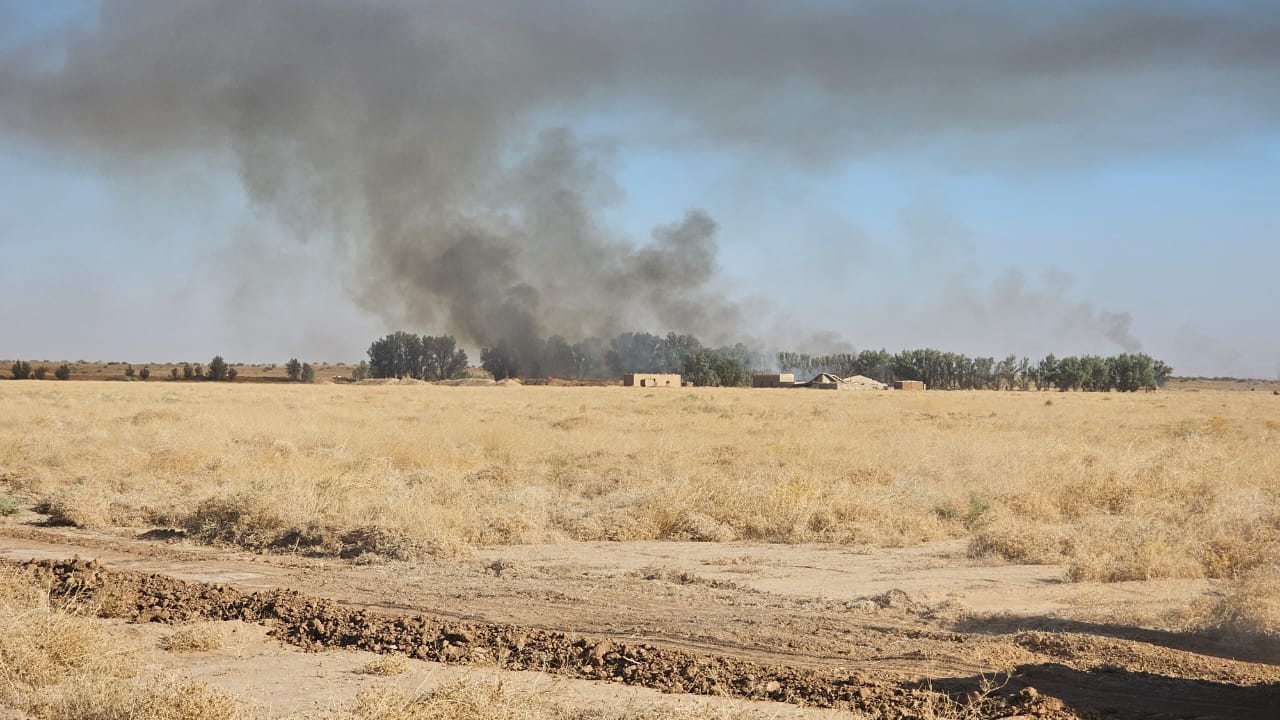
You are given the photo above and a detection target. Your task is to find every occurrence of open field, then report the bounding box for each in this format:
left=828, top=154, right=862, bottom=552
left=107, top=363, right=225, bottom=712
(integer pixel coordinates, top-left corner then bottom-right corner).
left=1, top=381, right=1278, bottom=718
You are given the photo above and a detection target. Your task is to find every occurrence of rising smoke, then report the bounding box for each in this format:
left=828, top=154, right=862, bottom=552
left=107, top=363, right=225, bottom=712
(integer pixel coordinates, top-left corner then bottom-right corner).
left=3, top=1, right=1277, bottom=358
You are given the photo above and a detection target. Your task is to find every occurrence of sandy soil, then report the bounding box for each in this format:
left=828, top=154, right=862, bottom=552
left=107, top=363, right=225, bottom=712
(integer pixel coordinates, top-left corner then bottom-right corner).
left=2, top=519, right=1278, bottom=719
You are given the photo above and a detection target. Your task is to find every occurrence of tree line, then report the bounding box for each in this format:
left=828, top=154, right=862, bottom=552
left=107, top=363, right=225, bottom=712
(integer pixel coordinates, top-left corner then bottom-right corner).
left=9, top=333, right=1173, bottom=393
left=8, top=357, right=240, bottom=382
left=361, top=329, right=1176, bottom=392
left=475, top=331, right=764, bottom=387
left=778, top=349, right=1173, bottom=391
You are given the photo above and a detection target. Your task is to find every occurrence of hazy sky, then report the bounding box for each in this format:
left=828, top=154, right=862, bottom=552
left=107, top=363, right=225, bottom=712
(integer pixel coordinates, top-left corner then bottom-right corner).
left=2, top=1, right=1278, bottom=377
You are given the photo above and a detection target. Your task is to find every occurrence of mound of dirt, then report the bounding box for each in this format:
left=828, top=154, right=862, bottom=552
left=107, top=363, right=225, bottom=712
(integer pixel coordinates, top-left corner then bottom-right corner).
left=14, top=557, right=1068, bottom=719
left=355, top=378, right=424, bottom=386
left=843, top=375, right=888, bottom=390
left=434, top=378, right=497, bottom=387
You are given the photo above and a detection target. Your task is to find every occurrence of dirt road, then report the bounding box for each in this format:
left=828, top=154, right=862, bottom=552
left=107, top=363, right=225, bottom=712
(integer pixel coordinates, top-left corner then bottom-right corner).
left=2, top=521, right=1277, bottom=719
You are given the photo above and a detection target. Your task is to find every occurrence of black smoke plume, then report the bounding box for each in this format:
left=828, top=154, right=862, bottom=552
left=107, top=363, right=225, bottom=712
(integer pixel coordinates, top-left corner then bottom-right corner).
left=3, top=1, right=1276, bottom=358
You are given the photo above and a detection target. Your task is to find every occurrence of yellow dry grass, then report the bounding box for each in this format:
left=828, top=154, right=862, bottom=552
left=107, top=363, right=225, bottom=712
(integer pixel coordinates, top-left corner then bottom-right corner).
left=1, top=382, right=1277, bottom=589
left=0, top=564, right=253, bottom=720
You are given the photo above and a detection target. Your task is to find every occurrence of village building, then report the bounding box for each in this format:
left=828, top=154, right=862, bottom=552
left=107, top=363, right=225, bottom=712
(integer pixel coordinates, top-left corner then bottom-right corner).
left=752, top=373, right=795, bottom=388
left=623, top=373, right=683, bottom=388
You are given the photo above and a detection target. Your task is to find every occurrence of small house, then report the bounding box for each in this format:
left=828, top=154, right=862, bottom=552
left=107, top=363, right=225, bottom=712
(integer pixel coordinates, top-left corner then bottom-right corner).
left=623, top=373, right=683, bottom=388
left=752, top=373, right=795, bottom=388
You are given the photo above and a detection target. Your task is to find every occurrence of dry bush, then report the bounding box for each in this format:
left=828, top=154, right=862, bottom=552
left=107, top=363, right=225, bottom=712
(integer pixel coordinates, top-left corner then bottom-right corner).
left=162, top=623, right=225, bottom=652
left=180, top=495, right=455, bottom=561
left=1208, top=559, right=1280, bottom=643
left=967, top=515, right=1074, bottom=565
left=0, top=567, right=123, bottom=705
left=127, top=676, right=252, bottom=720
left=2, top=382, right=1277, bottom=584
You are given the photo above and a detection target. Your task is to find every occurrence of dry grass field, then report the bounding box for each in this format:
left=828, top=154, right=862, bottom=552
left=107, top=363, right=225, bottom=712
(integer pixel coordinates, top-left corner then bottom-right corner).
left=2, top=379, right=1278, bottom=718
left=3, top=382, right=1277, bottom=579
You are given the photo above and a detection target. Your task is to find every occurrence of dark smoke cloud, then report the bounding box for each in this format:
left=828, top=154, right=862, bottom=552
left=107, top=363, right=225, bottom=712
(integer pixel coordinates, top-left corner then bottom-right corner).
left=3, top=0, right=1278, bottom=351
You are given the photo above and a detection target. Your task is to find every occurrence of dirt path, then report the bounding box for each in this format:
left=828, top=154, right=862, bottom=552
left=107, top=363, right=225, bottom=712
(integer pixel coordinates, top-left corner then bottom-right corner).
left=2, top=522, right=1278, bottom=718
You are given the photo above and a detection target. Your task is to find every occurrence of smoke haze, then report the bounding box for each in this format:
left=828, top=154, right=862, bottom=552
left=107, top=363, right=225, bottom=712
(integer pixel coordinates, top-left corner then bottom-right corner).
left=3, top=1, right=1279, bottom=369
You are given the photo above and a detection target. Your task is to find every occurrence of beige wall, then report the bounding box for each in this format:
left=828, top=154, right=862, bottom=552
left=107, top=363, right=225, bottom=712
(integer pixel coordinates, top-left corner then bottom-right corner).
left=623, top=373, right=683, bottom=387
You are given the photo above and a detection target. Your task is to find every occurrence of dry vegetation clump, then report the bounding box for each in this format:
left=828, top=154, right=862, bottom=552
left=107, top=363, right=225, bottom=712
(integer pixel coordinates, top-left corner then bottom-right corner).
left=0, top=565, right=256, bottom=720
left=1, top=383, right=1277, bottom=586
left=179, top=494, right=462, bottom=561
left=1207, top=557, right=1280, bottom=646
left=324, top=681, right=763, bottom=720
left=0, top=566, right=115, bottom=701
left=162, top=622, right=225, bottom=652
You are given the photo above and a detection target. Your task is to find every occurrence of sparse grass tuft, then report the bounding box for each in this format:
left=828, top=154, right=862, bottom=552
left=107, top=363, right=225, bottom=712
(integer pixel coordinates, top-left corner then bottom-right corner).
left=359, top=656, right=409, bottom=676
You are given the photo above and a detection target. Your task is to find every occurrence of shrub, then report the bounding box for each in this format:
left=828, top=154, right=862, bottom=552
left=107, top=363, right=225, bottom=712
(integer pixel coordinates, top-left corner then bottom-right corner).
left=138, top=367, right=151, bottom=381
left=54, top=364, right=71, bottom=381
left=10, top=361, right=32, bottom=380
left=182, top=363, right=194, bottom=380
left=301, top=362, right=315, bottom=383
left=0, top=495, right=20, bottom=516
left=285, top=358, right=302, bottom=380
left=226, top=367, right=237, bottom=381
left=124, top=365, right=135, bottom=378
left=33, top=365, right=48, bottom=380
left=170, top=367, right=179, bottom=380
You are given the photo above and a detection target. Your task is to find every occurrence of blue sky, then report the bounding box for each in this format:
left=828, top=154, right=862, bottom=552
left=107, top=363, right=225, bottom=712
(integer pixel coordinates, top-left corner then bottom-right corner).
left=2, top=1, right=1278, bottom=377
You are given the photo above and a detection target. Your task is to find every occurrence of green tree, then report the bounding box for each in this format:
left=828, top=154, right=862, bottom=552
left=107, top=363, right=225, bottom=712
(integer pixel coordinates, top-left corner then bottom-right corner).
left=480, top=342, right=519, bottom=380
left=55, top=364, right=71, bottom=381
left=139, top=366, right=151, bottom=381
left=33, top=365, right=48, bottom=380
left=1037, top=354, right=1058, bottom=390
left=170, top=367, right=179, bottom=380
left=1055, top=356, right=1083, bottom=391
left=182, top=363, right=194, bottom=380
left=227, top=366, right=237, bottom=381
left=10, top=361, right=32, bottom=380
left=422, top=335, right=469, bottom=380
left=711, top=352, right=750, bottom=387
left=285, top=358, right=302, bottom=380
left=367, top=331, right=422, bottom=379
left=300, top=363, right=315, bottom=383
left=681, top=347, right=718, bottom=386
left=207, top=356, right=228, bottom=381
left=124, top=364, right=135, bottom=378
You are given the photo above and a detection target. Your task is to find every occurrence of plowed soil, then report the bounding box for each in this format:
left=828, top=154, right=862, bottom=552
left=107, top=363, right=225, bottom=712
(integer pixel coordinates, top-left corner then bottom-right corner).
left=2, top=522, right=1278, bottom=719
